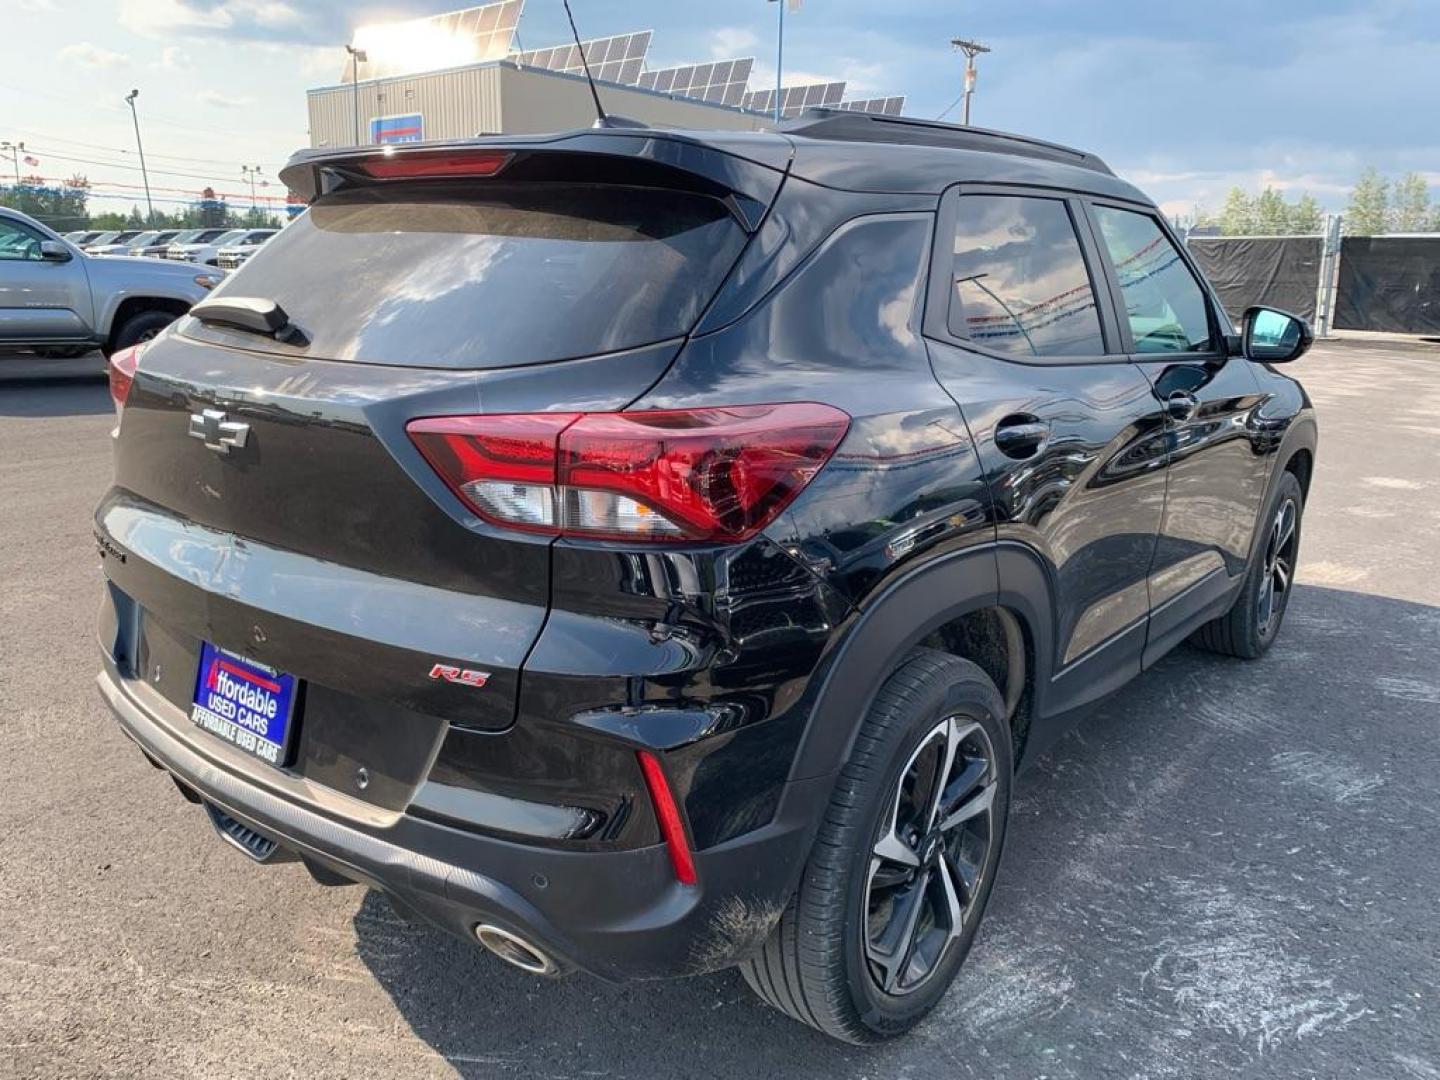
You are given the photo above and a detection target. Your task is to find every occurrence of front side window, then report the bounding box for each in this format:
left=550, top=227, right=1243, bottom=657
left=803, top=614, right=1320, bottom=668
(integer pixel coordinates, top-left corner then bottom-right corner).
left=949, top=194, right=1106, bottom=358
left=1092, top=206, right=1213, bottom=353
left=0, top=218, right=45, bottom=261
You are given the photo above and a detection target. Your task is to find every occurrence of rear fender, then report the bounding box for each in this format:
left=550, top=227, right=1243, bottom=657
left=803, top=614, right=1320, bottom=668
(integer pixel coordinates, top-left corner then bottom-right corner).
left=786, top=546, right=1007, bottom=785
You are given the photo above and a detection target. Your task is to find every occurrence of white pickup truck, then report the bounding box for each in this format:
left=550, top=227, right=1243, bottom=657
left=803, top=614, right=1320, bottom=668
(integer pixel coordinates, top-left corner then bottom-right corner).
left=0, top=207, right=222, bottom=358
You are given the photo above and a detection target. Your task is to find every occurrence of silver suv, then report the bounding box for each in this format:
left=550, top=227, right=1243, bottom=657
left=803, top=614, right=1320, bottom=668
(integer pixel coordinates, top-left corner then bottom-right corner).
left=0, top=207, right=223, bottom=358
left=214, top=228, right=278, bottom=269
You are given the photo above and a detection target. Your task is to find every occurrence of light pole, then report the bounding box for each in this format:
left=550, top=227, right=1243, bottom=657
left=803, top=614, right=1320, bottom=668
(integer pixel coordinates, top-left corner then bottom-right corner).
left=345, top=44, right=368, bottom=146
left=950, top=37, right=991, bottom=126
left=123, top=89, right=154, bottom=221
left=0, top=140, right=22, bottom=186
left=768, top=0, right=801, bottom=123
left=241, top=165, right=261, bottom=222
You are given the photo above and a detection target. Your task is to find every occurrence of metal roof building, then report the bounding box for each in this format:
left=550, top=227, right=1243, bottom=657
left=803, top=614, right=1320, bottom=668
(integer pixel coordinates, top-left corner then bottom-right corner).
left=306, top=1, right=903, bottom=149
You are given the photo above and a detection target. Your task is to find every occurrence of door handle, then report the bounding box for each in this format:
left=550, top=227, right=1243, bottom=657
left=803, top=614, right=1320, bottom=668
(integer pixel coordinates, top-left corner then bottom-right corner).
left=1164, top=391, right=1199, bottom=421
left=994, top=417, right=1049, bottom=459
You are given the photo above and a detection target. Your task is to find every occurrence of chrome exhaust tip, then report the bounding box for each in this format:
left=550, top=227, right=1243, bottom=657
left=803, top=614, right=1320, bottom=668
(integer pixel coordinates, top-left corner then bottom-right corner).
left=474, top=923, right=558, bottom=976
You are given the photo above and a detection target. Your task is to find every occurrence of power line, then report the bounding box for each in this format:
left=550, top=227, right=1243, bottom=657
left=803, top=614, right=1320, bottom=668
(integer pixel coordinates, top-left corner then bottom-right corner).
left=4, top=127, right=287, bottom=170
left=16, top=146, right=271, bottom=186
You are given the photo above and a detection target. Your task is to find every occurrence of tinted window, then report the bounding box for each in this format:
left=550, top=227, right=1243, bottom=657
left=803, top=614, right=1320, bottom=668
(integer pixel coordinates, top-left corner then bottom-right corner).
left=197, top=182, right=746, bottom=368
left=1092, top=206, right=1213, bottom=353
left=949, top=194, right=1106, bottom=357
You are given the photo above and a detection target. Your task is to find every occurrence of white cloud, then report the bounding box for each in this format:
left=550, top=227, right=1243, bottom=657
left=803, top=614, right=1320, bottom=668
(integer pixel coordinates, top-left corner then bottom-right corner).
left=244, top=0, right=301, bottom=28
left=119, top=0, right=298, bottom=38
left=159, top=45, right=192, bottom=69
left=17, top=0, right=55, bottom=11
left=200, top=90, right=257, bottom=109
left=709, top=27, right=760, bottom=59
left=57, top=42, right=129, bottom=68
left=119, top=0, right=231, bottom=36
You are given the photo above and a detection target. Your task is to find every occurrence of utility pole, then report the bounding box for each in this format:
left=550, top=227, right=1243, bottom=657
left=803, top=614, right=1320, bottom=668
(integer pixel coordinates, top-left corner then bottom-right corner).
left=123, top=89, right=154, bottom=221
left=0, top=140, right=22, bottom=186
left=769, top=0, right=801, bottom=123
left=241, top=165, right=261, bottom=221
left=345, top=44, right=367, bottom=146
left=950, top=37, right=990, bottom=126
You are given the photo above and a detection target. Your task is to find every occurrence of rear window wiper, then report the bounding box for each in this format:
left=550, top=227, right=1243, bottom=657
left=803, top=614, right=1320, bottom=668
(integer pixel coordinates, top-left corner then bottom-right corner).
left=191, top=296, right=308, bottom=346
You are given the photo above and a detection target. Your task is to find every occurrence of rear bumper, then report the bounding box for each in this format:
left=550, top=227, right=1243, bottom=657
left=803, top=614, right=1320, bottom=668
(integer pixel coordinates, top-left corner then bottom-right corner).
left=98, top=661, right=828, bottom=981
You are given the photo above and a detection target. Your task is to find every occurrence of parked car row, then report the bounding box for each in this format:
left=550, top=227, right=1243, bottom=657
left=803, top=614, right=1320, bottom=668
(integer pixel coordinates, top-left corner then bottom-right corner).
left=60, top=226, right=278, bottom=264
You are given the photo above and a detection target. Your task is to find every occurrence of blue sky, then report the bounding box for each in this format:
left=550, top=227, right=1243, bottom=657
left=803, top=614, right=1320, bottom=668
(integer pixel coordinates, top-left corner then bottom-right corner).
left=2, top=0, right=1436, bottom=219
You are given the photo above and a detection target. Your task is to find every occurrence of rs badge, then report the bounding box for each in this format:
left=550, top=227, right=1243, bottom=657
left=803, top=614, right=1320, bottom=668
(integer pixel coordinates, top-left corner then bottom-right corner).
left=428, top=663, right=490, bottom=688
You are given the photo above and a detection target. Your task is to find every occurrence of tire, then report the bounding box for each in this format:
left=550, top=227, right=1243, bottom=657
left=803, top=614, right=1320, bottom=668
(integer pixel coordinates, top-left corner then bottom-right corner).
left=107, top=310, right=176, bottom=356
left=740, top=649, right=1013, bottom=1043
left=1190, top=470, right=1304, bottom=659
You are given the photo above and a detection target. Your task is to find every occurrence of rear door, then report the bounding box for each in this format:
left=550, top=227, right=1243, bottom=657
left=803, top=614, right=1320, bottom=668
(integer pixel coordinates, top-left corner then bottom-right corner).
left=923, top=185, right=1170, bottom=729
left=1082, top=201, right=1270, bottom=664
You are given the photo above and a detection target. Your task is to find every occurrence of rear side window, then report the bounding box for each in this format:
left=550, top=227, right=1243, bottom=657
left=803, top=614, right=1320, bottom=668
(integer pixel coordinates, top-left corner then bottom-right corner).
left=949, top=194, right=1106, bottom=357
left=1092, top=206, right=1213, bottom=353
left=201, top=182, right=747, bottom=369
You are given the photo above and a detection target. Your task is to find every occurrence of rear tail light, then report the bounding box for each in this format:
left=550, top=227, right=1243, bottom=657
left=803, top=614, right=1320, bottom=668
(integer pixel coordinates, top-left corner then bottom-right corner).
left=407, top=403, right=849, bottom=543
left=108, top=343, right=145, bottom=416
left=637, top=751, right=697, bottom=886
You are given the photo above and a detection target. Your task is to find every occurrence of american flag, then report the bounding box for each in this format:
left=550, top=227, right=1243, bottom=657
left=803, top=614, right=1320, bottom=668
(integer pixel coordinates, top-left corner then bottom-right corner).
left=23, top=155, right=39, bottom=166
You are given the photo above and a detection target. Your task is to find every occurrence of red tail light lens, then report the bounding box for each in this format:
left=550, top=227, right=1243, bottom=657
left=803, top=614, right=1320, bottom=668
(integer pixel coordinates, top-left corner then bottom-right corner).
left=108, top=343, right=144, bottom=413
left=357, top=150, right=512, bottom=180
left=406, top=403, right=849, bottom=543
left=408, top=413, right=576, bottom=534
left=637, top=751, right=697, bottom=886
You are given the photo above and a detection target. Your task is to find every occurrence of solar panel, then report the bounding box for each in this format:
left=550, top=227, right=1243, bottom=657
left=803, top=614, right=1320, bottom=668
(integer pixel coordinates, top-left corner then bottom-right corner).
left=514, top=30, right=652, bottom=85
left=638, top=58, right=754, bottom=105
left=348, top=0, right=523, bottom=81
left=835, top=96, right=906, bottom=116
left=741, top=81, right=846, bottom=119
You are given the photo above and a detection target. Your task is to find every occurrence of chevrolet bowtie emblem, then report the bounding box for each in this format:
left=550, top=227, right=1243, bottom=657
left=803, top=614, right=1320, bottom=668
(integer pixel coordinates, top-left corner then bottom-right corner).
left=188, top=408, right=250, bottom=453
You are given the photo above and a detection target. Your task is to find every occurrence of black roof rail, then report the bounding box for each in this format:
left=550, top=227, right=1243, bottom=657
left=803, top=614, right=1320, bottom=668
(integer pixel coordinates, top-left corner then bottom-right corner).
left=778, top=109, right=1113, bottom=176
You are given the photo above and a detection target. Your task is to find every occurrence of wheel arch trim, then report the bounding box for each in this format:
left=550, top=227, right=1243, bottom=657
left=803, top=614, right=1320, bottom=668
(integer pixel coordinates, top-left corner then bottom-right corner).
left=786, top=542, right=1059, bottom=786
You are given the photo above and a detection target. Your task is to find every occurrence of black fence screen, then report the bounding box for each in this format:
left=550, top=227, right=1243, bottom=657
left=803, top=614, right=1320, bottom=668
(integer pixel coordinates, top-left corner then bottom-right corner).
left=1188, top=237, right=1320, bottom=322
left=1335, top=237, right=1440, bottom=335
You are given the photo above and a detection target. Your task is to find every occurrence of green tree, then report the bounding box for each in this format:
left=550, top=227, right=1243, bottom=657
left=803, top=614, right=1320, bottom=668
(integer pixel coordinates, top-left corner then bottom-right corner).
left=1389, top=172, right=1432, bottom=232
left=1345, top=167, right=1389, bottom=235
left=1289, top=193, right=1323, bottom=234
left=0, top=174, right=90, bottom=230
left=1219, top=186, right=1256, bottom=235
left=1255, top=188, right=1290, bottom=234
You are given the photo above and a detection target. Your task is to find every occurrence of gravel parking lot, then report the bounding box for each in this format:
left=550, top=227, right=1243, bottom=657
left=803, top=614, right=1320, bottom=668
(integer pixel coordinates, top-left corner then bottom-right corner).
left=2, top=339, right=1438, bottom=1079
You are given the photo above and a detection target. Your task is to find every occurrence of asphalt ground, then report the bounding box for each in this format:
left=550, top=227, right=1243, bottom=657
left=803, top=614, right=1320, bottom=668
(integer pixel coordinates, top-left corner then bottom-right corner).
left=1, top=339, right=1438, bottom=1079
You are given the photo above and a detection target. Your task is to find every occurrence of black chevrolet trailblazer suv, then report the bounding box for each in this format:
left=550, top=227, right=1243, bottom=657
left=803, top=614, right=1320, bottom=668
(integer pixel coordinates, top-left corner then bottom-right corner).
left=95, top=112, right=1316, bottom=1043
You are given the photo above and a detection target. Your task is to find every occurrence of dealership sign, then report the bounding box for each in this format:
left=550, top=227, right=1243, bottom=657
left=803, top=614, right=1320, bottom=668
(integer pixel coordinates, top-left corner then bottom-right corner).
left=371, top=113, right=424, bottom=144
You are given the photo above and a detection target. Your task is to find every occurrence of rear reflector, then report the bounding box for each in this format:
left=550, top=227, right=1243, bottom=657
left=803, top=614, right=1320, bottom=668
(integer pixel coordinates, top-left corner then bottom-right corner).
left=108, top=343, right=145, bottom=413
left=637, top=751, right=697, bottom=886
left=407, top=403, right=849, bottom=543
left=357, top=150, right=512, bottom=180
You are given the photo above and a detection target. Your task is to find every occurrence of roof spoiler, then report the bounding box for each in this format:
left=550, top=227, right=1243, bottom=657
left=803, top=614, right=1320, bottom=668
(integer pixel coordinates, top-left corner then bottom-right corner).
left=779, top=110, right=1113, bottom=176
left=278, top=130, right=792, bottom=232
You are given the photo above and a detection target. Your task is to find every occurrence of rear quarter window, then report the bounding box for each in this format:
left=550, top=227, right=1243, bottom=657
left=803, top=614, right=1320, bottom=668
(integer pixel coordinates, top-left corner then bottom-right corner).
left=194, top=182, right=747, bottom=369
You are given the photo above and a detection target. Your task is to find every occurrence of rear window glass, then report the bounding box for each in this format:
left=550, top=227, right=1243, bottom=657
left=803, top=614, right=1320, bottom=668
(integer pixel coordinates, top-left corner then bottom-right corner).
left=195, top=182, right=747, bottom=368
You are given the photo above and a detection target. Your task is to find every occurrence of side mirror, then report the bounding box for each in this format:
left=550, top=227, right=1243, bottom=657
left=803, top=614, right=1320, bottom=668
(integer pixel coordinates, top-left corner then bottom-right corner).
left=1242, top=306, right=1312, bottom=364
left=38, top=240, right=72, bottom=262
